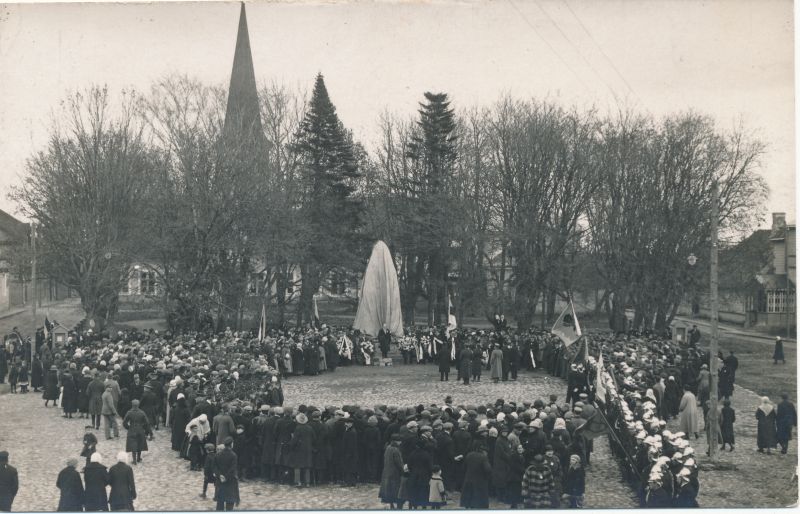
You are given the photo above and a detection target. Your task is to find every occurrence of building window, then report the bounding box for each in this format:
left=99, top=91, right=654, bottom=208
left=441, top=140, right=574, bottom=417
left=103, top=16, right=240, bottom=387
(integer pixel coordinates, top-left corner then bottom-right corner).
left=140, top=270, right=156, bottom=295
left=766, top=289, right=791, bottom=313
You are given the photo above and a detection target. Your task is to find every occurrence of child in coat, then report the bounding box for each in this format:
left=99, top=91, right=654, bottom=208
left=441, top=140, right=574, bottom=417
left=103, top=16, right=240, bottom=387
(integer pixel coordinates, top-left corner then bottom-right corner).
left=720, top=399, right=736, bottom=451
left=17, top=365, right=28, bottom=393
left=188, top=425, right=205, bottom=471
left=428, top=466, right=447, bottom=509
left=201, top=443, right=217, bottom=499
left=8, top=363, right=18, bottom=393
left=563, top=454, right=585, bottom=508
left=81, top=426, right=99, bottom=468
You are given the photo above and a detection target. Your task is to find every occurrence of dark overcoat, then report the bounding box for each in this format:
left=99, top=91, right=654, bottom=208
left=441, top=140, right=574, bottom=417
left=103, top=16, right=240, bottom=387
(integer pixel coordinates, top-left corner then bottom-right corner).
left=171, top=402, right=192, bottom=452
left=756, top=407, right=777, bottom=449
left=259, top=416, right=278, bottom=466
left=379, top=444, right=404, bottom=503
left=123, top=408, right=152, bottom=453
left=460, top=451, right=492, bottom=509
left=214, top=449, right=240, bottom=504
left=61, top=374, right=79, bottom=413
left=776, top=400, right=797, bottom=443
left=77, top=375, right=92, bottom=413
left=43, top=369, right=60, bottom=400
left=83, top=462, right=109, bottom=511
left=286, top=422, right=315, bottom=469
left=87, top=379, right=106, bottom=416
left=57, top=466, right=84, bottom=511
left=108, top=462, right=136, bottom=511
left=406, top=446, right=433, bottom=507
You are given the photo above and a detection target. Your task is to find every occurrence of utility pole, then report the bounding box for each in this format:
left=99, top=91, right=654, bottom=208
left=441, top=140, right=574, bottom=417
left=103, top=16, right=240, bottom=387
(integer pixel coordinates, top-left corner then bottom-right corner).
left=708, top=180, right=720, bottom=460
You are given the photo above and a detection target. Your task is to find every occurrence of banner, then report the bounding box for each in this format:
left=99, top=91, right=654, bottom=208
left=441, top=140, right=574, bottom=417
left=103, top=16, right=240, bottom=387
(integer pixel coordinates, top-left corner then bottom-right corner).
left=595, top=354, right=607, bottom=404
left=258, top=304, right=267, bottom=342
left=551, top=297, right=582, bottom=347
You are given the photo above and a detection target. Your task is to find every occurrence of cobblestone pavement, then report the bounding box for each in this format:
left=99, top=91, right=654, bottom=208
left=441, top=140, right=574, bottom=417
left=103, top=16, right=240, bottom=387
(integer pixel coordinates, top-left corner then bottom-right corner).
left=0, top=362, right=638, bottom=511
left=667, top=384, right=798, bottom=508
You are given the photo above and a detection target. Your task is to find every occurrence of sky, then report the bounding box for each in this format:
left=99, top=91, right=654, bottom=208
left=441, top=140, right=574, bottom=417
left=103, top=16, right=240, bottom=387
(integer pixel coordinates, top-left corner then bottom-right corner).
left=0, top=0, right=794, bottom=227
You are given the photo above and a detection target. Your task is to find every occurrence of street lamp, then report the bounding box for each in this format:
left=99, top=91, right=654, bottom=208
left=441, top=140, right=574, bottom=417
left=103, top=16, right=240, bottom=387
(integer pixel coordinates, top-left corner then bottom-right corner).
left=687, top=254, right=697, bottom=266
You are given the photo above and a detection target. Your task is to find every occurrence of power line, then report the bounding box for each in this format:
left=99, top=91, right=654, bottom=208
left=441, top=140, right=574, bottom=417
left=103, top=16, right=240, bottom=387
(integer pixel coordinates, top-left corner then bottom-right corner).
left=532, top=0, right=621, bottom=103
left=561, top=0, right=643, bottom=104
left=506, top=0, right=594, bottom=97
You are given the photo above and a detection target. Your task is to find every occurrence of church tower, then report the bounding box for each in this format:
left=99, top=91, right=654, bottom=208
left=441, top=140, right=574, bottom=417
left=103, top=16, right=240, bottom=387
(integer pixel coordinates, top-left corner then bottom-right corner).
left=224, top=2, right=262, bottom=139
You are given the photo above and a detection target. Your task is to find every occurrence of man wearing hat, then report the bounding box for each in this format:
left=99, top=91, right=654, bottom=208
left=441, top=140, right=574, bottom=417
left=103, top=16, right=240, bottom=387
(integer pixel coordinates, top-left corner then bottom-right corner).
left=287, top=413, right=314, bottom=487
left=0, top=452, right=18, bottom=512
left=123, top=399, right=153, bottom=464
left=214, top=437, right=240, bottom=511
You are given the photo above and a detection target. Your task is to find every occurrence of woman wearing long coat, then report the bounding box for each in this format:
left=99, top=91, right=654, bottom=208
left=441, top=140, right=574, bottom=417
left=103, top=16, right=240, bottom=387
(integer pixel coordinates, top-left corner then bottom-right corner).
left=458, top=347, right=473, bottom=384
left=77, top=371, right=92, bottom=417
left=720, top=400, right=736, bottom=450
left=61, top=373, right=79, bottom=417
left=171, top=397, right=192, bottom=452
left=379, top=437, right=404, bottom=507
left=31, top=357, right=43, bottom=391
left=56, top=459, right=84, bottom=511
left=773, top=337, right=786, bottom=364
left=678, top=387, right=700, bottom=438
left=87, top=375, right=106, bottom=423
left=664, top=377, right=682, bottom=419
left=83, top=454, right=110, bottom=511
left=491, top=432, right=513, bottom=502
left=756, top=396, right=778, bottom=453
left=460, top=446, right=492, bottom=509
left=43, top=366, right=60, bottom=405
left=489, top=346, right=504, bottom=382
left=406, top=441, right=433, bottom=508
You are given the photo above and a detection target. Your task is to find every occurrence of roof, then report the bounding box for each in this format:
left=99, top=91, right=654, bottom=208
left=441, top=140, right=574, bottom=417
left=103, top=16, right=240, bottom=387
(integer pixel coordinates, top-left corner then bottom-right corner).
left=0, top=208, right=28, bottom=242
left=755, top=273, right=796, bottom=290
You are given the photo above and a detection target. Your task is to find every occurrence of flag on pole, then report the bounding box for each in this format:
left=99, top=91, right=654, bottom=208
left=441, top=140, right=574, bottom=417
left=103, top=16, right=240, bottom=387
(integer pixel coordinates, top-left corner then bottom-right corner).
left=43, top=317, right=50, bottom=340
left=551, top=296, right=582, bottom=347
left=447, top=295, right=457, bottom=333
left=313, top=296, right=320, bottom=327
left=258, top=304, right=267, bottom=342
left=595, top=353, right=607, bottom=404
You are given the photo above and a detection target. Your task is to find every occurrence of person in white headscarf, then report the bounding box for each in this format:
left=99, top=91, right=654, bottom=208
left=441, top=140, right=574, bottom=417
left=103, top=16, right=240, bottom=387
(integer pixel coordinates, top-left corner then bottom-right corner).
left=756, top=396, right=777, bottom=454
left=84, top=453, right=109, bottom=511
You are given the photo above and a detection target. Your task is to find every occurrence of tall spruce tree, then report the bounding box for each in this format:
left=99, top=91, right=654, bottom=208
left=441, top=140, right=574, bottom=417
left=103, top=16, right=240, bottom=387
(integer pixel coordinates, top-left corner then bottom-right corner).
left=408, top=92, right=458, bottom=324
left=294, top=73, right=364, bottom=325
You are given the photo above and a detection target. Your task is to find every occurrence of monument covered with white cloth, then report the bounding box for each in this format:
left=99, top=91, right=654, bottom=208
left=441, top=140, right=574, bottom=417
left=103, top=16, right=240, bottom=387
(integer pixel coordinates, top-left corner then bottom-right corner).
left=353, top=241, right=404, bottom=337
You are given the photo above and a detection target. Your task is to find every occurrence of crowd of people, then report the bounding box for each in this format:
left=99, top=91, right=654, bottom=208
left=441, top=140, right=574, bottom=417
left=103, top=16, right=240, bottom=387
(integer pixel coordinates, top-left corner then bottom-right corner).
left=0, top=318, right=796, bottom=511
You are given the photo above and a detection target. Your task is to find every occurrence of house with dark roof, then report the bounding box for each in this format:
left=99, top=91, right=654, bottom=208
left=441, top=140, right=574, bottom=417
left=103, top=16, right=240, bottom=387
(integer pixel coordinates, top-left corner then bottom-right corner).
left=748, top=212, right=796, bottom=333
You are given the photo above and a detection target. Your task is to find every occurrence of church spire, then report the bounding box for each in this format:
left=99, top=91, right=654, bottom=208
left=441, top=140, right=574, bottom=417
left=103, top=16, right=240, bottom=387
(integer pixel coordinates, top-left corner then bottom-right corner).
left=224, top=2, right=262, bottom=138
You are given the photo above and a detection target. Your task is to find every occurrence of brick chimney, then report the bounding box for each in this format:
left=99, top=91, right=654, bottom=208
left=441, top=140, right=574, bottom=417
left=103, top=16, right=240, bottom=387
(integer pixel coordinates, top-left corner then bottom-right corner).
left=773, top=212, right=787, bottom=230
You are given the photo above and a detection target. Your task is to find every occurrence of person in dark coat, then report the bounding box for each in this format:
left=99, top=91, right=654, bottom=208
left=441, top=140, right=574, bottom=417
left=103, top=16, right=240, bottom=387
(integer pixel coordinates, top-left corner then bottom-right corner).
left=108, top=452, right=136, bottom=511
left=308, top=411, right=328, bottom=484
left=492, top=427, right=513, bottom=503
left=379, top=435, right=404, bottom=509
left=259, top=408, right=278, bottom=481
left=459, top=346, right=473, bottom=385
left=57, top=458, right=84, bottom=511
left=563, top=454, right=585, bottom=508
left=122, top=400, right=152, bottom=464
left=44, top=365, right=60, bottom=407
left=407, top=439, right=433, bottom=508
left=214, top=437, right=240, bottom=511
left=87, top=374, right=106, bottom=430
left=773, top=337, right=786, bottom=364
left=62, top=372, right=79, bottom=418
left=171, top=395, right=192, bottom=452
left=274, top=407, right=296, bottom=484
left=138, top=386, right=159, bottom=430
left=378, top=325, right=392, bottom=359
left=31, top=356, right=43, bottom=392
left=756, top=396, right=778, bottom=454
left=361, top=416, right=382, bottom=483
left=340, top=419, right=360, bottom=486
left=0, top=452, right=19, bottom=512
left=287, top=413, right=314, bottom=487
left=0, top=351, right=7, bottom=385
left=81, top=426, right=99, bottom=468
left=459, top=444, right=492, bottom=509
left=438, top=343, right=451, bottom=382
left=664, top=376, right=682, bottom=419
left=776, top=393, right=798, bottom=455
left=75, top=370, right=91, bottom=419
left=83, top=453, right=109, bottom=511
left=719, top=399, right=736, bottom=451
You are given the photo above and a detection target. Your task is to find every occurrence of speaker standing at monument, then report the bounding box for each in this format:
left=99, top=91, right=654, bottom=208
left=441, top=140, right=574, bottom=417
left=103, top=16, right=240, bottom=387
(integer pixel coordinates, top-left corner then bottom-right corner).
left=378, top=325, right=392, bottom=359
